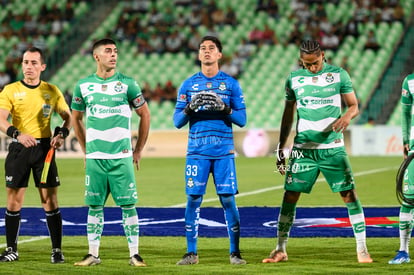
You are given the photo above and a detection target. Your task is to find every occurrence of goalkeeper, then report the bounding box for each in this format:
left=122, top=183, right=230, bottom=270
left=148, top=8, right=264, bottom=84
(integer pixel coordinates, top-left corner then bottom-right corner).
left=173, top=36, right=247, bottom=265
left=388, top=73, right=414, bottom=265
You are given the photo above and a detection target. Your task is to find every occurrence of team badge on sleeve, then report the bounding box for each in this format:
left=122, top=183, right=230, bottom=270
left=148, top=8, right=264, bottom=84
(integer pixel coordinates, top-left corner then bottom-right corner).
left=131, top=94, right=145, bottom=108
left=402, top=89, right=408, bottom=97
left=72, top=96, right=83, bottom=104
left=179, top=94, right=187, bottom=101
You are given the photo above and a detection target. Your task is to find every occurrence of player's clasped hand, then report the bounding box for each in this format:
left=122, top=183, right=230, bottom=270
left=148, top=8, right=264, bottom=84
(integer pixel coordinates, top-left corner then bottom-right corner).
left=188, top=93, right=204, bottom=111
left=199, top=92, right=225, bottom=111
left=185, top=92, right=231, bottom=114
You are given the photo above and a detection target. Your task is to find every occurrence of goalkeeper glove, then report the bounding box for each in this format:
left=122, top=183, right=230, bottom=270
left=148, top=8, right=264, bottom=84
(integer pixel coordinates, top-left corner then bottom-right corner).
left=200, top=92, right=232, bottom=114
left=184, top=93, right=203, bottom=114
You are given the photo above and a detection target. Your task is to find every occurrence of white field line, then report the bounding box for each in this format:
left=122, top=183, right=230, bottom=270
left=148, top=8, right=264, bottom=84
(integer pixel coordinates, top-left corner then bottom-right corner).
left=169, top=166, right=398, bottom=207
left=0, top=236, right=48, bottom=248
left=0, top=166, right=397, bottom=247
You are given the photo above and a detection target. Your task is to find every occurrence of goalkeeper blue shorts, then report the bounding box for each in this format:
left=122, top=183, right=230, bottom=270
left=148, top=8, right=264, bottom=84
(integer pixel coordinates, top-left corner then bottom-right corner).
left=184, top=158, right=239, bottom=195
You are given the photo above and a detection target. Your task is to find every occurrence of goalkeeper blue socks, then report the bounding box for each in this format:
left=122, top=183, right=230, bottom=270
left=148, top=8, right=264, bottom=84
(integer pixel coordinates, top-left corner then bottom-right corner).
left=219, top=194, right=241, bottom=254
left=185, top=195, right=202, bottom=254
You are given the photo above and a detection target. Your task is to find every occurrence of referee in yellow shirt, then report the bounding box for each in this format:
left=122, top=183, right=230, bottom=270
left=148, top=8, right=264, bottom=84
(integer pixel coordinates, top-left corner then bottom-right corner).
left=0, top=47, right=71, bottom=263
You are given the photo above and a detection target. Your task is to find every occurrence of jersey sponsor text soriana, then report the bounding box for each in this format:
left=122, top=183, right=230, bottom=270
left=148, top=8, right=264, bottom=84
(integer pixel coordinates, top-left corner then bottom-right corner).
left=285, top=63, right=354, bottom=149
left=0, top=80, right=69, bottom=138
left=71, top=72, right=144, bottom=159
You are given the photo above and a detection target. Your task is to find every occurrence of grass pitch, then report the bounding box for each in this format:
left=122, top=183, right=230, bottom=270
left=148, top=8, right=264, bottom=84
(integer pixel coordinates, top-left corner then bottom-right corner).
left=0, top=156, right=410, bottom=274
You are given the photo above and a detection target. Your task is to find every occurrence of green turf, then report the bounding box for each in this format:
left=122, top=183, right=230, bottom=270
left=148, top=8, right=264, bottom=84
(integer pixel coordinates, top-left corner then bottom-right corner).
left=0, top=236, right=411, bottom=275
left=0, top=156, right=408, bottom=274
left=0, top=156, right=403, bottom=207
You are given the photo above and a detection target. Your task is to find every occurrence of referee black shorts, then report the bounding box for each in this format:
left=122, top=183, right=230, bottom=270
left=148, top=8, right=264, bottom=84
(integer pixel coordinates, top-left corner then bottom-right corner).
left=5, top=138, right=60, bottom=188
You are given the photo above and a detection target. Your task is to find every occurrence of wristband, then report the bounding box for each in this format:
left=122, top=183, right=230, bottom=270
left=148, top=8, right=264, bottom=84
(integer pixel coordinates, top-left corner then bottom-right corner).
left=6, top=126, right=20, bottom=138
left=223, top=105, right=232, bottom=115
left=184, top=104, right=194, bottom=115
left=53, top=126, right=69, bottom=138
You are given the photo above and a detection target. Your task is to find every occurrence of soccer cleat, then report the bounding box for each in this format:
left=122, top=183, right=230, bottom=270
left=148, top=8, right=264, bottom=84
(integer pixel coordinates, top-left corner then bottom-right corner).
left=51, top=248, right=65, bottom=264
left=262, top=249, right=288, bottom=263
left=357, top=250, right=373, bottom=263
left=388, top=250, right=410, bottom=264
left=176, top=252, right=199, bottom=265
left=74, top=254, right=101, bottom=266
left=0, top=247, right=19, bottom=262
left=129, top=254, right=146, bottom=267
left=230, top=252, right=247, bottom=265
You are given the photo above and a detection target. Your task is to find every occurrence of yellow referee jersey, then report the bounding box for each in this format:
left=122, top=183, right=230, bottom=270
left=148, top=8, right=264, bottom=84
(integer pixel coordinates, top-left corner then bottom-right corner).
left=0, top=80, right=69, bottom=138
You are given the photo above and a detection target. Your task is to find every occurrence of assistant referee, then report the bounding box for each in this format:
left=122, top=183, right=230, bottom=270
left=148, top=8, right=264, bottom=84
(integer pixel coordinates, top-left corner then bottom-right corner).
left=0, top=47, right=71, bottom=263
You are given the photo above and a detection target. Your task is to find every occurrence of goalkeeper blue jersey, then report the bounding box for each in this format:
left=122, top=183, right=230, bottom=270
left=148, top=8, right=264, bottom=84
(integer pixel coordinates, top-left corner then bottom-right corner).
left=173, top=71, right=247, bottom=159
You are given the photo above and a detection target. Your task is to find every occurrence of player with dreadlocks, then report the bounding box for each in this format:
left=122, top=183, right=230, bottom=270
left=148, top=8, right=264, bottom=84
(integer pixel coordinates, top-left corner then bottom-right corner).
left=389, top=73, right=414, bottom=265
left=262, top=40, right=373, bottom=264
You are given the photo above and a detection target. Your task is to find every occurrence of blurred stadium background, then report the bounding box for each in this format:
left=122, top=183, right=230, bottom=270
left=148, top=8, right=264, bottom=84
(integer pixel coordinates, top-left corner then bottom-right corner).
left=0, top=0, right=413, bottom=139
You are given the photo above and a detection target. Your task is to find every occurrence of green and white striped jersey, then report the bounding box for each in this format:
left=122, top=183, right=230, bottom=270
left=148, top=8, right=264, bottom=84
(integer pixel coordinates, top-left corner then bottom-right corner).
left=71, top=72, right=144, bottom=159
left=401, top=73, right=414, bottom=148
left=285, top=63, right=354, bottom=149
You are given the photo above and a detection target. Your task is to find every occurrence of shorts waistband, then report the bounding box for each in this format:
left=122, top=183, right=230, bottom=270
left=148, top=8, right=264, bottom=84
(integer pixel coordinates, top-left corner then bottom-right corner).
left=12, top=137, right=50, bottom=144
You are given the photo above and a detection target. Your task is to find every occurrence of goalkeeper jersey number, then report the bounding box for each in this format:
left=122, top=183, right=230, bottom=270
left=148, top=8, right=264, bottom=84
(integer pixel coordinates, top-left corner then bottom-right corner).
left=285, top=63, right=354, bottom=149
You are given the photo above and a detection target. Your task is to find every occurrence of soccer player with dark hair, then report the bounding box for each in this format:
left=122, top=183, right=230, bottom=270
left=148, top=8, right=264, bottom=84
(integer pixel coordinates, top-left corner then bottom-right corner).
left=71, top=38, right=150, bottom=267
left=388, top=73, right=414, bottom=265
left=173, top=36, right=247, bottom=265
left=262, top=40, right=373, bottom=264
left=0, top=47, right=71, bottom=263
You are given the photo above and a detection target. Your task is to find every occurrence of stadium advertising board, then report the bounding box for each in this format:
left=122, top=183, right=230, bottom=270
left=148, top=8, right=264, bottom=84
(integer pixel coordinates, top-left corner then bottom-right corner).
left=350, top=125, right=403, bottom=156
left=0, top=126, right=400, bottom=157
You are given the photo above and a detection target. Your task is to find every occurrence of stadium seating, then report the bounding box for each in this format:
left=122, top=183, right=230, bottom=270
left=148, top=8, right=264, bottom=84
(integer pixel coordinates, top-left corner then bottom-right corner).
left=0, top=0, right=90, bottom=82
left=44, top=0, right=412, bottom=129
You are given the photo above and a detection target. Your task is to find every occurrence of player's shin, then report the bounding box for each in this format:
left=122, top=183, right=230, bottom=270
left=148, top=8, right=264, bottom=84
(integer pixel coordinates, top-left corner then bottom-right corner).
left=219, top=195, right=241, bottom=253
left=399, top=205, right=414, bottom=252
left=121, top=205, right=139, bottom=257
left=346, top=200, right=367, bottom=252
left=276, top=201, right=296, bottom=252
left=87, top=206, right=104, bottom=257
left=185, top=195, right=202, bottom=253
left=45, top=208, right=62, bottom=249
